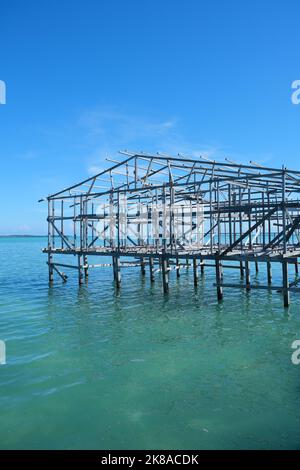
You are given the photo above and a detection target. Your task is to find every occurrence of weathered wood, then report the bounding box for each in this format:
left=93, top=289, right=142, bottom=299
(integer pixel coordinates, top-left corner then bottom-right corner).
left=240, top=261, right=244, bottom=278
left=113, top=256, right=121, bottom=288
left=78, top=255, right=84, bottom=285
left=245, top=260, right=250, bottom=291
left=161, top=256, right=169, bottom=293
left=267, top=261, right=272, bottom=284
left=193, top=258, right=198, bottom=286
left=112, top=256, right=116, bottom=281
left=141, top=257, right=146, bottom=275
left=176, top=255, right=180, bottom=278
left=48, top=253, right=53, bottom=283
left=48, top=261, right=79, bottom=270
left=215, top=259, right=223, bottom=301
left=282, top=260, right=290, bottom=307
left=215, top=283, right=300, bottom=293
left=51, top=264, right=67, bottom=282
left=149, top=257, right=155, bottom=282
left=84, top=255, right=88, bottom=278
left=42, top=154, right=300, bottom=307
left=200, top=257, right=204, bottom=275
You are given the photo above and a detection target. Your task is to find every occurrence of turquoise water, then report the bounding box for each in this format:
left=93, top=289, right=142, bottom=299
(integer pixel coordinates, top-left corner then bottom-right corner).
left=0, top=237, right=300, bottom=450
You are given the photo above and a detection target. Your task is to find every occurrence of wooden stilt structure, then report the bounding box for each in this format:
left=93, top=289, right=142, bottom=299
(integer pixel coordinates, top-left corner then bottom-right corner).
left=41, top=152, right=300, bottom=308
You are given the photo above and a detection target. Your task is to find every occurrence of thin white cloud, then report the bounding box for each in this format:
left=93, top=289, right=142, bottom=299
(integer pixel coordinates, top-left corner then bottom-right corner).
left=77, top=106, right=226, bottom=175
left=78, top=107, right=178, bottom=142
left=78, top=105, right=274, bottom=175
left=87, top=165, right=105, bottom=176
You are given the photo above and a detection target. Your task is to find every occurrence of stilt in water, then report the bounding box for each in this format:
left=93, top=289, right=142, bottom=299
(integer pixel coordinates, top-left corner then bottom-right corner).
left=149, top=257, right=155, bottom=283
left=48, top=253, right=53, bottom=283
left=267, top=261, right=272, bottom=284
left=78, top=254, right=84, bottom=285
left=240, top=261, right=244, bottom=279
left=215, top=259, right=223, bottom=301
left=161, top=256, right=169, bottom=293
left=84, top=255, right=89, bottom=279
left=193, top=258, right=198, bottom=286
left=141, top=258, right=146, bottom=276
left=295, top=260, right=299, bottom=275
left=176, top=255, right=180, bottom=278
left=112, top=256, right=116, bottom=281
left=114, top=256, right=121, bottom=288
left=255, top=261, right=259, bottom=274
left=186, top=257, right=190, bottom=268
left=282, top=260, right=290, bottom=307
left=216, top=259, right=223, bottom=301
left=245, top=260, right=250, bottom=291
left=200, top=257, right=204, bottom=275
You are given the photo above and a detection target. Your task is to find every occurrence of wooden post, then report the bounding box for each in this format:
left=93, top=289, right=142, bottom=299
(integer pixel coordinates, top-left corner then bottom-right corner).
left=215, top=259, right=223, bottom=301
left=48, top=252, right=53, bottom=283
left=84, top=255, right=88, bottom=279
left=48, top=197, right=53, bottom=283
left=267, top=261, right=272, bottom=284
left=282, top=260, right=290, bottom=307
left=112, top=256, right=116, bottom=281
left=78, top=254, right=84, bottom=285
left=282, top=169, right=287, bottom=254
left=161, top=256, right=169, bottom=293
left=200, top=257, right=204, bottom=275
left=245, top=260, right=250, bottom=291
left=176, top=255, right=180, bottom=278
left=149, top=257, right=155, bottom=283
left=186, top=257, right=190, bottom=268
left=255, top=261, right=259, bottom=274
left=193, top=258, right=198, bottom=286
left=240, top=261, right=244, bottom=278
left=295, top=260, right=299, bottom=275
left=115, top=256, right=121, bottom=288
left=141, top=258, right=146, bottom=276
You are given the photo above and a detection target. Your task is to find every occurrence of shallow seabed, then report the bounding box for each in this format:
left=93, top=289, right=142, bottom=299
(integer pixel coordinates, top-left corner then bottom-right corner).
left=0, top=237, right=300, bottom=449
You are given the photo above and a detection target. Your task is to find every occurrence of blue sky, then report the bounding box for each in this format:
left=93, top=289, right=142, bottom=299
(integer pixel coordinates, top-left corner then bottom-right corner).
left=1, top=0, right=300, bottom=233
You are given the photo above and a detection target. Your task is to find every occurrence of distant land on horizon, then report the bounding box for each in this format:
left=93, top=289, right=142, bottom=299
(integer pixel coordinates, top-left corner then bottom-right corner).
left=0, top=234, right=76, bottom=238
left=0, top=234, right=45, bottom=238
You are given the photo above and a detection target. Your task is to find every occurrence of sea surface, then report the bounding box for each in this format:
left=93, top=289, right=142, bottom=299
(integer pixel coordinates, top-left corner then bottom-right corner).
left=0, top=236, right=300, bottom=450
